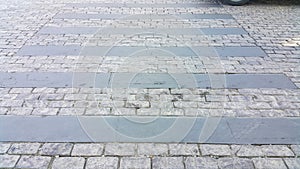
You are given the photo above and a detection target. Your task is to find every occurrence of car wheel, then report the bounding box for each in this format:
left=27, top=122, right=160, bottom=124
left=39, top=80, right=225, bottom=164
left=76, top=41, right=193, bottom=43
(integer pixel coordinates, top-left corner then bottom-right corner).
left=223, top=0, right=249, bottom=5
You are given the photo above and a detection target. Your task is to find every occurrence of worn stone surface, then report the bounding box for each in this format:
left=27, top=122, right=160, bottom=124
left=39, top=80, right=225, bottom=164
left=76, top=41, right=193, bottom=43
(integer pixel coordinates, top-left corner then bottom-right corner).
left=105, top=143, right=136, bottom=156
left=252, top=158, right=287, bottom=169
left=39, top=143, right=73, bottom=155
left=152, top=157, right=184, bottom=169
left=16, top=155, right=51, bottom=169
left=71, top=143, right=104, bottom=156
left=0, top=154, right=20, bottom=168
left=52, top=157, right=85, bottom=169
left=120, top=157, right=151, bottom=169
left=86, top=157, right=119, bottom=169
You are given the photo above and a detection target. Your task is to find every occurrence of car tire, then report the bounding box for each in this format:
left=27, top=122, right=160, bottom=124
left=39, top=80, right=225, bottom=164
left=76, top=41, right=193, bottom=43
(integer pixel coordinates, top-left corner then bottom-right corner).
left=222, top=0, right=249, bottom=5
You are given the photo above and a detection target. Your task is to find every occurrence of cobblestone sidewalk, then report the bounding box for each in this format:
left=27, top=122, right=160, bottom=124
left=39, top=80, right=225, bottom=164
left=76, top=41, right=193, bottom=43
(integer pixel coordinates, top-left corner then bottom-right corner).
left=0, top=0, right=299, bottom=168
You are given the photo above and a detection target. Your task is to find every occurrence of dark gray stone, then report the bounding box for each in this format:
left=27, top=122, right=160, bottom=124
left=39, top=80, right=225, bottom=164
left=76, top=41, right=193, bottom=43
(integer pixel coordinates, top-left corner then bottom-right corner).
left=16, top=46, right=265, bottom=57
left=226, top=74, right=297, bottom=89
left=0, top=72, right=296, bottom=89
left=201, top=28, right=247, bottom=35
left=0, top=72, right=110, bottom=88
left=16, top=45, right=80, bottom=56
left=216, top=47, right=267, bottom=57
left=1, top=115, right=300, bottom=144
left=37, top=27, right=246, bottom=35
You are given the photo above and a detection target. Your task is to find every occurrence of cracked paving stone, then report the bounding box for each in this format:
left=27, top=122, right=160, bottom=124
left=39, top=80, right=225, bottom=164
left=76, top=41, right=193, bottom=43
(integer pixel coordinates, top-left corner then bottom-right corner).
left=52, top=157, right=85, bottom=169
left=86, top=157, right=119, bottom=169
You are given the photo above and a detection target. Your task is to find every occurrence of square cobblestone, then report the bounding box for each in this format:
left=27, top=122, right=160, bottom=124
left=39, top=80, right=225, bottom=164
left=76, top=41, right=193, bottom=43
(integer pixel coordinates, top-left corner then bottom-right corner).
left=218, top=157, right=254, bottom=169
left=284, top=158, right=300, bottom=169
left=0, top=143, right=11, bottom=154
left=0, top=154, right=19, bottom=168
left=200, top=144, right=231, bottom=156
left=105, top=143, right=136, bottom=156
left=52, top=157, right=85, bottom=169
left=252, top=158, right=287, bottom=169
left=72, top=143, right=103, bottom=156
left=137, top=143, right=168, bottom=156
left=169, top=144, right=199, bottom=156
left=120, top=157, right=151, bottom=169
left=86, top=157, right=119, bottom=169
left=185, top=157, right=218, bottom=169
left=39, top=143, right=73, bottom=156
left=16, top=155, right=51, bottom=169
left=8, top=143, right=40, bottom=155
left=153, top=157, right=184, bottom=169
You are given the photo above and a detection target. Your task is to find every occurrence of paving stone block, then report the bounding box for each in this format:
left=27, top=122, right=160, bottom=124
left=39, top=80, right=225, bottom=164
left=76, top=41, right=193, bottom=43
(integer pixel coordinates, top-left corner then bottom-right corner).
left=8, top=143, right=40, bottom=155
left=185, top=157, right=218, bottom=169
left=137, top=143, right=168, bottom=156
left=72, top=144, right=103, bottom=156
left=0, top=143, right=11, bottom=154
left=236, top=145, right=294, bottom=157
left=252, top=158, right=287, bottom=169
left=169, top=144, right=199, bottom=156
left=0, top=154, right=19, bottom=168
left=218, top=158, right=254, bottom=169
left=86, top=157, right=119, bottom=169
left=291, top=145, right=300, bottom=156
left=52, top=157, right=85, bottom=169
left=39, top=143, right=73, bottom=156
left=284, top=158, right=300, bottom=169
left=16, top=155, right=51, bottom=169
left=105, top=143, right=136, bottom=156
left=200, top=144, right=231, bottom=156
left=120, top=157, right=151, bottom=169
left=153, top=157, right=184, bottom=169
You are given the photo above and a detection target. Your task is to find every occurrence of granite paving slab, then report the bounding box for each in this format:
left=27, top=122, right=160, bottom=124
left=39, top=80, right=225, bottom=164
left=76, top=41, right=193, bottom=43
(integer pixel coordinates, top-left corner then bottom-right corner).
left=1, top=115, right=299, bottom=144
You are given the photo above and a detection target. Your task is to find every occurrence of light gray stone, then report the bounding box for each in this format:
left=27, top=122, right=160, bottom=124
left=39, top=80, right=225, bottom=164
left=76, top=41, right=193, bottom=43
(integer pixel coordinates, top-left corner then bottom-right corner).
left=253, top=158, right=287, bottom=169
left=200, top=145, right=231, bottom=156
left=86, top=157, right=118, bottom=169
left=0, top=142, right=11, bottom=153
left=218, top=158, right=254, bottom=169
left=52, top=157, right=85, bottom=169
left=169, top=144, right=199, bottom=155
left=137, top=143, right=168, bottom=156
left=284, top=158, right=300, bottom=169
left=8, top=143, right=40, bottom=154
left=16, top=155, right=51, bottom=169
left=72, top=144, right=103, bottom=156
left=120, top=157, right=151, bottom=169
left=185, top=157, right=218, bottom=169
left=105, top=143, right=136, bottom=156
left=153, top=157, right=184, bottom=169
left=40, top=143, right=73, bottom=155
left=0, top=155, right=19, bottom=168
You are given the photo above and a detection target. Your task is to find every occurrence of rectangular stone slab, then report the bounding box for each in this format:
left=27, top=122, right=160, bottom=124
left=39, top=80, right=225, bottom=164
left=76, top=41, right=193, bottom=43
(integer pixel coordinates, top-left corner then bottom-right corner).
left=65, top=3, right=222, bottom=8
left=1, top=115, right=299, bottom=144
left=37, top=27, right=247, bottom=35
left=0, top=72, right=296, bottom=89
left=16, top=46, right=266, bottom=57
left=54, top=14, right=233, bottom=20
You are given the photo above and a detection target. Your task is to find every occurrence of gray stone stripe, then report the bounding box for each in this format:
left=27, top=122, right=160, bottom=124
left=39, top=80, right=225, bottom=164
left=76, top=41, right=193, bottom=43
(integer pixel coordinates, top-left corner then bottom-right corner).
left=37, top=27, right=247, bottom=35
left=0, top=72, right=296, bottom=89
left=16, top=46, right=267, bottom=57
left=1, top=115, right=299, bottom=144
left=65, top=3, right=222, bottom=8
left=53, top=14, right=233, bottom=20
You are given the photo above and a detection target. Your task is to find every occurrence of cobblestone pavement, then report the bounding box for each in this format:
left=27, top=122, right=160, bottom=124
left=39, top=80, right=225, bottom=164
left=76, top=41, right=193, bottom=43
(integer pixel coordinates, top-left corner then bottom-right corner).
left=0, top=0, right=300, bottom=168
